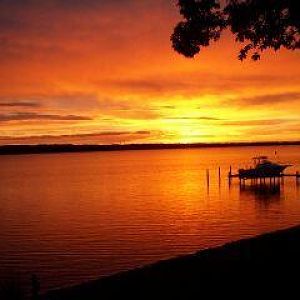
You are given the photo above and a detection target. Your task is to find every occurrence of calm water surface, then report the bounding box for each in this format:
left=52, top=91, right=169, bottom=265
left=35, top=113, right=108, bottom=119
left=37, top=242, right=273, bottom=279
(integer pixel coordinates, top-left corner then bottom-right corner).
left=1, top=146, right=300, bottom=292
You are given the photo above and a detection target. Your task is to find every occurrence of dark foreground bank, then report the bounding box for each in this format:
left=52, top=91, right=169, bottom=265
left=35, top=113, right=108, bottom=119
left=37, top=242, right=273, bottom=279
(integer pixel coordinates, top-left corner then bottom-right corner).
left=42, top=225, right=300, bottom=299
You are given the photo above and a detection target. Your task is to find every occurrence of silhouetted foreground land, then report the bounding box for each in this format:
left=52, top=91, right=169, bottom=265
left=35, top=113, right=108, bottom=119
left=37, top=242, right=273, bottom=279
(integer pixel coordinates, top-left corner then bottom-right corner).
left=42, top=225, right=300, bottom=299
left=1, top=141, right=300, bottom=155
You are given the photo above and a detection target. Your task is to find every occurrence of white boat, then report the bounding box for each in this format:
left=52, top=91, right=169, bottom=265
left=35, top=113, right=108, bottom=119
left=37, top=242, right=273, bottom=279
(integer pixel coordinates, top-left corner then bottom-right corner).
left=238, top=156, right=291, bottom=179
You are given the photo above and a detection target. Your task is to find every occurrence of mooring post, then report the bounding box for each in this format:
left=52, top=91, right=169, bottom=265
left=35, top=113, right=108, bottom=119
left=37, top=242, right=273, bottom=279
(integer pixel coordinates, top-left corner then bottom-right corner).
left=218, top=167, right=221, bottom=184
left=228, top=166, right=231, bottom=185
left=228, top=165, right=232, bottom=186
left=296, top=171, right=299, bottom=185
left=206, top=169, right=210, bottom=187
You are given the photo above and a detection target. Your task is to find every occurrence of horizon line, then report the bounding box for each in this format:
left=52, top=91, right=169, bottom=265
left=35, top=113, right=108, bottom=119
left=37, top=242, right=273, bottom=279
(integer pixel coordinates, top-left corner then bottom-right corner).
left=1, top=141, right=300, bottom=155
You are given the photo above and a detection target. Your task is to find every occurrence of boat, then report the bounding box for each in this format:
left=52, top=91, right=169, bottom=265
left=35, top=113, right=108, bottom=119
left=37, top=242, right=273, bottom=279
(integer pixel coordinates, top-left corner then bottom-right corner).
left=238, top=156, right=291, bottom=179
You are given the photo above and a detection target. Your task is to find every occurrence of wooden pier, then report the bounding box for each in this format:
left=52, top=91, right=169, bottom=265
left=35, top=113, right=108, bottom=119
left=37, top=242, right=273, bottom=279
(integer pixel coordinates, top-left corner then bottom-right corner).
left=203, top=166, right=300, bottom=188
left=228, top=167, right=300, bottom=186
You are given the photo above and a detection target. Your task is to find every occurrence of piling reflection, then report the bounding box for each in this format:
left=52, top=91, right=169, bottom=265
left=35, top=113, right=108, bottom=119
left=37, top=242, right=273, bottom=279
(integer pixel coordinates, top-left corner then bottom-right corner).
left=239, top=180, right=282, bottom=207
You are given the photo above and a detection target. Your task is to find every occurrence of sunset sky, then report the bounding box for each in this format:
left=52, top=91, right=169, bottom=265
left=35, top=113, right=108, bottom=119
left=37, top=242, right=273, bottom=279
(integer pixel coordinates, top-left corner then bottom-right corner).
left=0, top=0, right=299, bottom=145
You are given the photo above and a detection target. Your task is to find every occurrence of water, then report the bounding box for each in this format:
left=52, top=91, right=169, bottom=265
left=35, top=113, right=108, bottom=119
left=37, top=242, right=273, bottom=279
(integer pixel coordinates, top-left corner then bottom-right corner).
left=0, top=145, right=300, bottom=293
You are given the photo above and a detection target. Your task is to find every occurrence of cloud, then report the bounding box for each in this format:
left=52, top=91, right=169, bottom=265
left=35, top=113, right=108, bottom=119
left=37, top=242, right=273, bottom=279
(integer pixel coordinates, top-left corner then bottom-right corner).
left=107, top=109, right=161, bottom=120
left=0, top=0, right=174, bottom=61
left=234, top=92, right=300, bottom=106
left=0, top=94, right=164, bottom=121
left=93, top=98, right=164, bottom=120
left=221, top=119, right=294, bottom=126
left=167, top=116, right=222, bottom=121
left=0, top=112, right=92, bottom=122
left=0, top=130, right=151, bottom=139
left=103, top=74, right=300, bottom=97
left=0, top=130, right=153, bottom=145
left=0, top=0, right=135, bottom=10
left=242, top=127, right=298, bottom=137
left=42, top=93, right=100, bottom=110
left=159, top=105, right=177, bottom=109
left=0, top=0, right=299, bottom=145
left=107, top=79, right=189, bottom=93
left=103, top=78, right=199, bottom=96
left=0, top=101, right=40, bottom=107
left=62, top=130, right=152, bottom=137
left=0, top=93, right=100, bottom=111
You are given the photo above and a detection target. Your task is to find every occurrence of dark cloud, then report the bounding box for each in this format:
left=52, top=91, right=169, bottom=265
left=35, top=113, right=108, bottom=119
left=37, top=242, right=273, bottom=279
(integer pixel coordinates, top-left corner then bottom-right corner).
left=104, top=78, right=194, bottom=95
left=0, top=93, right=99, bottom=110
left=0, top=0, right=170, bottom=38
left=242, top=127, right=295, bottom=137
left=235, top=92, right=300, bottom=106
left=110, top=79, right=188, bottom=92
left=104, top=74, right=300, bottom=97
left=221, top=119, right=293, bottom=126
left=0, top=130, right=151, bottom=140
left=134, top=130, right=151, bottom=135
left=0, top=95, right=164, bottom=121
left=0, top=0, right=167, bottom=61
left=42, top=93, right=100, bottom=110
left=0, top=14, right=23, bottom=31
left=167, top=116, right=222, bottom=121
left=94, top=99, right=163, bottom=120
left=0, top=130, right=153, bottom=145
left=160, top=105, right=176, bottom=109
left=110, top=110, right=161, bottom=120
left=67, top=130, right=151, bottom=137
left=0, top=112, right=92, bottom=122
left=0, top=0, right=133, bottom=9
left=0, top=101, right=40, bottom=107
left=56, top=0, right=136, bottom=10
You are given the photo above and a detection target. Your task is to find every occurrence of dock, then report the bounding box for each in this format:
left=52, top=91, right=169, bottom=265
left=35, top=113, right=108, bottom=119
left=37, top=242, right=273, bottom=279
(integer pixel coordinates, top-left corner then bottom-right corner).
left=228, top=168, right=300, bottom=185
left=203, top=167, right=300, bottom=188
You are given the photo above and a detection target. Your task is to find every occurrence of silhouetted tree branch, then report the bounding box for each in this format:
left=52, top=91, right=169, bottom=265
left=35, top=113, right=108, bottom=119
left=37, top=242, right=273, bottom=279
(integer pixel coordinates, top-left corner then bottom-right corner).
left=171, top=0, right=300, bottom=60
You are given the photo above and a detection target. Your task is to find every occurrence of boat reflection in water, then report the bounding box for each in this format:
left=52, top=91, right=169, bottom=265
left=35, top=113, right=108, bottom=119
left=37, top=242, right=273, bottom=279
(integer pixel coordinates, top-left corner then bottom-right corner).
left=239, top=179, right=282, bottom=208
left=240, top=181, right=283, bottom=201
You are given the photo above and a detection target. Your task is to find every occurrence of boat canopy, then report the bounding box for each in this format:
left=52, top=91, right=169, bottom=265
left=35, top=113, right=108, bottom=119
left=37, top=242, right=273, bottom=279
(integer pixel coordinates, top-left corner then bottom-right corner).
left=252, top=156, right=268, bottom=160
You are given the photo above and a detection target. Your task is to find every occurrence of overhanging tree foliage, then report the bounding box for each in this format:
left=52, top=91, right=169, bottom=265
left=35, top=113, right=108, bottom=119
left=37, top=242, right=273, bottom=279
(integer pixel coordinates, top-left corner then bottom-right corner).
left=171, top=0, right=300, bottom=60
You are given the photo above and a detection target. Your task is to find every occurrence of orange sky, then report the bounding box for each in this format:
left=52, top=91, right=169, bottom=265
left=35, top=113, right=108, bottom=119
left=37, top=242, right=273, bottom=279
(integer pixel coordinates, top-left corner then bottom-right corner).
left=0, top=0, right=299, bottom=145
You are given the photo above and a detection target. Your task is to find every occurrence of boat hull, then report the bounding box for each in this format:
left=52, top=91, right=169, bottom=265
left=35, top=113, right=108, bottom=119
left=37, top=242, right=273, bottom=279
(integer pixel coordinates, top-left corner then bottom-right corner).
left=239, top=165, right=290, bottom=179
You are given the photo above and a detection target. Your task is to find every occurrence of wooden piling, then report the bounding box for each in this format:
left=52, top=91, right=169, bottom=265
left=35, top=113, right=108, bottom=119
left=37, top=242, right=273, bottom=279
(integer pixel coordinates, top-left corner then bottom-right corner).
left=206, top=169, right=210, bottom=187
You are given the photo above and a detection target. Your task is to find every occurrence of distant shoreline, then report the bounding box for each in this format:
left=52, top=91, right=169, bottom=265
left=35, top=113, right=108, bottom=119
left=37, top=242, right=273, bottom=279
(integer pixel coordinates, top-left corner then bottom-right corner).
left=0, top=141, right=300, bottom=155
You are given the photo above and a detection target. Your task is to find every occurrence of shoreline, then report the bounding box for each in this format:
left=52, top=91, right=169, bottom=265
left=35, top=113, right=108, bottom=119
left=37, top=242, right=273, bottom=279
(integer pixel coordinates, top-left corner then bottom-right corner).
left=1, top=141, right=300, bottom=156
left=42, top=225, right=300, bottom=299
